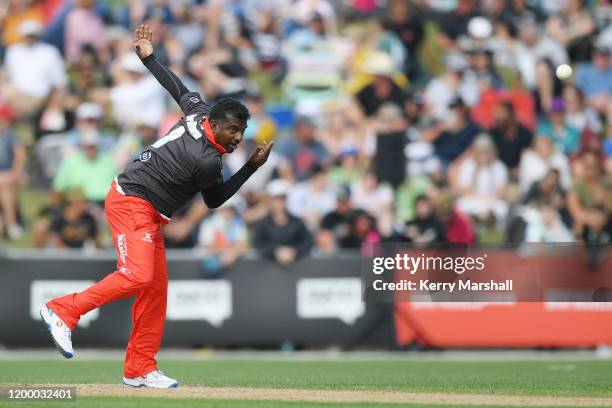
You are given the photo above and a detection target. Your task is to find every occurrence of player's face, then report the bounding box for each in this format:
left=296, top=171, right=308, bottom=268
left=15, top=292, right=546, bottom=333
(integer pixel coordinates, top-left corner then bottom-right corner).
left=211, top=115, right=248, bottom=153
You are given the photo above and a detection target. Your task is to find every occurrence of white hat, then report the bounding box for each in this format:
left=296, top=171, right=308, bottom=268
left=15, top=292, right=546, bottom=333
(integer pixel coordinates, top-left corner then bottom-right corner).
left=363, top=52, right=396, bottom=78
left=76, top=102, right=103, bottom=120
left=19, top=20, right=44, bottom=37
left=266, top=179, right=290, bottom=197
left=120, top=54, right=148, bottom=73
left=467, top=17, right=492, bottom=39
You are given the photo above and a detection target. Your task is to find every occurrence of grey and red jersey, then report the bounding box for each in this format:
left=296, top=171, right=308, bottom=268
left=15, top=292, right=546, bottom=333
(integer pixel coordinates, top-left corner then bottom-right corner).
left=116, top=55, right=256, bottom=219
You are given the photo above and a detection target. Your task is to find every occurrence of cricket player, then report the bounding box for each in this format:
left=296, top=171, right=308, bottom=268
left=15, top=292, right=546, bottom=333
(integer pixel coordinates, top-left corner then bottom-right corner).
left=39, top=25, right=273, bottom=388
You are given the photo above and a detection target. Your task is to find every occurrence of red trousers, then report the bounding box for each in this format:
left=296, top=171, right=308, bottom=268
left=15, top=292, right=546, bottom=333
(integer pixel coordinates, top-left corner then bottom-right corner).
left=47, top=181, right=169, bottom=377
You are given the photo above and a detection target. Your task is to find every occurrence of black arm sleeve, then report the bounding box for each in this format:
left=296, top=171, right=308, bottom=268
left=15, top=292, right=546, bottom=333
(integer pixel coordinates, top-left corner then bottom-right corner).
left=200, top=162, right=258, bottom=209
left=141, top=54, right=190, bottom=106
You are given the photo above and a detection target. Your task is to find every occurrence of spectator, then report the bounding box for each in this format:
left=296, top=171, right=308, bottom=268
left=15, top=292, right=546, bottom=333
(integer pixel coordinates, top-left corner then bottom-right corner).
left=48, top=188, right=99, bottom=249
left=524, top=199, right=574, bottom=242
left=0, top=105, right=25, bottom=240
left=3, top=20, right=67, bottom=115
left=491, top=101, right=533, bottom=172
left=278, top=116, right=328, bottom=181
left=197, top=196, right=248, bottom=275
left=454, top=134, right=510, bottom=224
left=562, top=84, right=603, bottom=134
left=436, top=191, right=476, bottom=244
left=574, top=41, right=612, bottom=113
left=64, top=0, right=107, bottom=66
left=109, top=53, right=166, bottom=129
left=338, top=209, right=381, bottom=249
left=567, top=151, right=612, bottom=243
left=354, top=52, right=406, bottom=119
left=66, top=102, right=116, bottom=153
left=396, top=195, right=446, bottom=243
left=33, top=88, right=75, bottom=142
left=317, top=185, right=355, bottom=253
left=253, top=180, right=313, bottom=266
left=432, top=97, right=480, bottom=167
left=52, top=131, right=118, bottom=206
left=547, top=0, right=595, bottom=62
left=536, top=99, right=580, bottom=155
left=287, top=165, right=337, bottom=230
left=518, top=135, right=572, bottom=193
left=350, top=170, right=395, bottom=236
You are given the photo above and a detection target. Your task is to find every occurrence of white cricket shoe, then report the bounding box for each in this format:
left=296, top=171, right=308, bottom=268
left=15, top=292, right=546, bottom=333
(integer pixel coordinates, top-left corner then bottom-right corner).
left=39, top=306, right=74, bottom=359
left=123, top=370, right=178, bottom=388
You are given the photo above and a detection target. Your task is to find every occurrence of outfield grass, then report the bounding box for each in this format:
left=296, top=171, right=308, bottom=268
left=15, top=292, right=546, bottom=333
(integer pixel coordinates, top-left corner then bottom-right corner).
left=1, top=359, right=612, bottom=396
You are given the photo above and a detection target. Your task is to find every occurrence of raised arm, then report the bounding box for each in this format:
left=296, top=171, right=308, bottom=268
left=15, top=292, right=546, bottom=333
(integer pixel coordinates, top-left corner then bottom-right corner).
left=133, top=24, right=190, bottom=107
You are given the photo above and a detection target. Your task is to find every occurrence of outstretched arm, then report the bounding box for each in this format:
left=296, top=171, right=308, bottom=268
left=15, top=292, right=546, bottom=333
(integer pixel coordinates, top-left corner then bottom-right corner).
left=133, top=24, right=190, bottom=107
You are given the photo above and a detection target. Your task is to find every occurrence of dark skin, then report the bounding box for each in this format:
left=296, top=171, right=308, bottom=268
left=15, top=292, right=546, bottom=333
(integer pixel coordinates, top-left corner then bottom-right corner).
left=133, top=24, right=273, bottom=166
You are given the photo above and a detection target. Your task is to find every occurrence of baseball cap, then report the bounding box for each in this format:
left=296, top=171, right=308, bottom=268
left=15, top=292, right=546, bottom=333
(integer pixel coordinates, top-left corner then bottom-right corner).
left=19, top=20, right=44, bottom=37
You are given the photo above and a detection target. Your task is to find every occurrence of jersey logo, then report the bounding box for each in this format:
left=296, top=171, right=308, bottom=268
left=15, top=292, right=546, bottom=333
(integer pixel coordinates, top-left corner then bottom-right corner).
left=140, top=150, right=152, bottom=161
left=142, top=233, right=153, bottom=243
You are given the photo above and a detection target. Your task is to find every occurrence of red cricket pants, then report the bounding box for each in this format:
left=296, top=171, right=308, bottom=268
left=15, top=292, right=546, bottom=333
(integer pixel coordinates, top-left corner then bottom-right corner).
left=47, top=181, right=169, bottom=377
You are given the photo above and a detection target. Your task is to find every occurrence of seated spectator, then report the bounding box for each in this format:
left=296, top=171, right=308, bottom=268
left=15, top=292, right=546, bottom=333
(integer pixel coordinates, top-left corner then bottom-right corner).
left=65, top=102, right=116, bottom=153
left=49, top=188, right=99, bottom=249
left=287, top=165, right=337, bottom=230
left=253, top=180, right=313, bottom=266
left=524, top=199, right=574, bottom=242
left=524, top=169, right=567, bottom=214
left=0, top=105, right=26, bottom=240
left=490, top=102, right=533, bottom=172
left=396, top=195, right=446, bottom=243
left=562, top=84, right=603, bottom=134
left=354, top=52, right=406, bottom=119
left=567, top=151, right=612, bottom=243
left=33, top=88, right=75, bottom=142
left=338, top=209, right=381, bottom=250
left=546, top=0, right=596, bottom=62
left=317, top=185, right=355, bottom=254
left=3, top=20, right=67, bottom=116
left=351, top=170, right=395, bottom=236
left=574, top=41, right=612, bottom=113
left=278, top=116, right=329, bottom=181
left=52, top=132, right=118, bottom=206
left=164, top=199, right=208, bottom=249
left=432, top=98, right=480, bottom=167
left=436, top=191, right=476, bottom=244
left=519, top=135, right=572, bottom=194
left=64, top=0, right=108, bottom=66
left=197, top=196, right=248, bottom=276
left=455, top=134, right=510, bottom=224
left=109, top=53, right=166, bottom=129
left=328, top=148, right=365, bottom=188
left=536, top=99, right=580, bottom=155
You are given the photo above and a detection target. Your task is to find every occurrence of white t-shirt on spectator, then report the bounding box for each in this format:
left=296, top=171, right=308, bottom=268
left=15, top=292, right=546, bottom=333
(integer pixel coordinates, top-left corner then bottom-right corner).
left=518, top=149, right=572, bottom=194
left=109, top=76, right=166, bottom=128
left=457, top=158, right=509, bottom=195
left=4, top=42, right=67, bottom=98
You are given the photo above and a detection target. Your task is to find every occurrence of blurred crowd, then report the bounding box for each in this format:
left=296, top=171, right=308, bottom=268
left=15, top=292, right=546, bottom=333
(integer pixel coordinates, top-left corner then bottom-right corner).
left=0, top=0, right=610, bottom=269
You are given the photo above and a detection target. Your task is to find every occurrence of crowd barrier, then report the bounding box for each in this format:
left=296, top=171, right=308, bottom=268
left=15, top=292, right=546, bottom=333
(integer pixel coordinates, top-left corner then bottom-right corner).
left=0, top=248, right=610, bottom=348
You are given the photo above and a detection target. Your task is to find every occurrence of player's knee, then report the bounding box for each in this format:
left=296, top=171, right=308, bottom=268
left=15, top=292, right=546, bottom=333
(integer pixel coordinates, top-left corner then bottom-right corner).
left=128, top=270, right=154, bottom=288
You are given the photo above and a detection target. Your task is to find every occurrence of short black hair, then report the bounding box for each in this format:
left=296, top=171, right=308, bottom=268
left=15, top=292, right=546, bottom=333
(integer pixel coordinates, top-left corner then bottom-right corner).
left=210, top=98, right=250, bottom=124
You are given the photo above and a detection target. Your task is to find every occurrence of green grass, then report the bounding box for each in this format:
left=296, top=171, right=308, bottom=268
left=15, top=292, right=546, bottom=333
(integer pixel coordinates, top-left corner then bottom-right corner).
left=0, top=396, right=591, bottom=408
left=1, top=359, right=611, bottom=397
